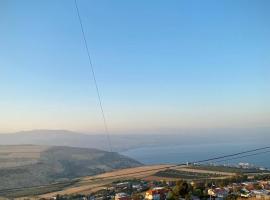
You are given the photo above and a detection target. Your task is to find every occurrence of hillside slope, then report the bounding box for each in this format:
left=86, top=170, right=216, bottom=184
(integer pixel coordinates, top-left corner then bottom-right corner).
left=0, top=145, right=142, bottom=190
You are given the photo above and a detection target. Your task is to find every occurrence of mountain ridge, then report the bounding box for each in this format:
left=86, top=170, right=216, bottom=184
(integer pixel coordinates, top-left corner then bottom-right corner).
left=0, top=145, right=142, bottom=190
left=0, top=128, right=269, bottom=152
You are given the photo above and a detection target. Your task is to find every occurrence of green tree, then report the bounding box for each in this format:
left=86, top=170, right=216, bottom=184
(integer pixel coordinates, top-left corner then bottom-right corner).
left=169, top=180, right=191, bottom=199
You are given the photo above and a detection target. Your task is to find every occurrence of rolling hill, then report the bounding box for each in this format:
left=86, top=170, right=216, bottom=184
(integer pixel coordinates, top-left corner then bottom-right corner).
left=0, top=145, right=142, bottom=191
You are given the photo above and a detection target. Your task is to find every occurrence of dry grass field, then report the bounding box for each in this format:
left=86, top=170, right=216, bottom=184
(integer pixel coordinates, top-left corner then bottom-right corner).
left=38, top=165, right=172, bottom=198
left=36, top=164, right=235, bottom=199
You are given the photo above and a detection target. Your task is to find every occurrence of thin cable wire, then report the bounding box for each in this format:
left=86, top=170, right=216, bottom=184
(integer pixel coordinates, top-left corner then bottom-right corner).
left=188, top=146, right=270, bottom=165
left=74, top=0, right=112, bottom=152
left=214, top=150, right=270, bottom=164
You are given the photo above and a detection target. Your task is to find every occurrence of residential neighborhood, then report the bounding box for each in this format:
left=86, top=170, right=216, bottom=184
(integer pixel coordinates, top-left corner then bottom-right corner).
left=49, top=170, right=270, bottom=200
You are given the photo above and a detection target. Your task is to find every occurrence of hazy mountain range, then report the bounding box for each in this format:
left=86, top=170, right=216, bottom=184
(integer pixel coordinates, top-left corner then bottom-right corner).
left=0, top=128, right=269, bottom=152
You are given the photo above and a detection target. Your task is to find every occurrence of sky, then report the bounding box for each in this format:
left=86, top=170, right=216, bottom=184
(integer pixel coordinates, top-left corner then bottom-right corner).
left=0, top=0, right=269, bottom=133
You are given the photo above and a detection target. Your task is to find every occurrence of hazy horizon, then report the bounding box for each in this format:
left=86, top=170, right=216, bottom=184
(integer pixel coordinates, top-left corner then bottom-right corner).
left=0, top=128, right=269, bottom=151
left=0, top=126, right=269, bottom=135
left=1, top=0, right=269, bottom=133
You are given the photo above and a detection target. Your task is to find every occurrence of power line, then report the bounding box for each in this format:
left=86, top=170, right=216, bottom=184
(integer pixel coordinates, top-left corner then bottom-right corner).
left=74, top=0, right=112, bottom=152
left=188, top=146, right=270, bottom=165
left=214, top=150, right=270, bottom=164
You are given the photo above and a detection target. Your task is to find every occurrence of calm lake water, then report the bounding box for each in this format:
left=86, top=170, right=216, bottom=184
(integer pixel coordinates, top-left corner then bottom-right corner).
left=122, top=142, right=270, bottom=168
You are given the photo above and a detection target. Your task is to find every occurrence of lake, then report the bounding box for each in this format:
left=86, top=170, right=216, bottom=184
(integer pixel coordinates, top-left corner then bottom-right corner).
left=122, top=142, right=270, bottom=168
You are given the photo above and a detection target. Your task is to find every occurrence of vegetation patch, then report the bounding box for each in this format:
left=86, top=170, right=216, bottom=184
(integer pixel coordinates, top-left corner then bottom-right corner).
left=154, top=169, right=223, bottom=180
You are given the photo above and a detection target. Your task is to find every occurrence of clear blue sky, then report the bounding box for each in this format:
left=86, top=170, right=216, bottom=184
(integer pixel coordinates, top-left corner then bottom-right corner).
left=0, top=0, right=269, bottom=133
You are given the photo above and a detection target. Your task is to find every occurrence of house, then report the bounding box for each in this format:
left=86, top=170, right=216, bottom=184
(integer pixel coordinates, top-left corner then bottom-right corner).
left=115, top=193, right=130, bottom=200
left=255, top=194, right=270, bottom=199
left=116, top=182, right=131, bottom=190
left=240, top=188, right=252, bottom=198
left=208, top=188, right=228, bottom=199
left=191, top=195, right=200, bottom=200
left=251, top=190, right=270, bottom=199
left=145, top=187, right=168, bottom=200
left=166, top=181, right=176, bottom=187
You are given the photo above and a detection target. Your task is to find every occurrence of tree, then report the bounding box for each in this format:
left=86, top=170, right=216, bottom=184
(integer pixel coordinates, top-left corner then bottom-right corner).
left=225, top=194, right=238, bottom=200
left=179, top=182, right=189, bottom=197
left=168, top=181, right=191, bottom=199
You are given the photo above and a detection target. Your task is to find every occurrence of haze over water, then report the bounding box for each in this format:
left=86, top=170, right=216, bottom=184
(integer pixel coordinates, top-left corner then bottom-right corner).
left=122, top=141, right=270, bottom=168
